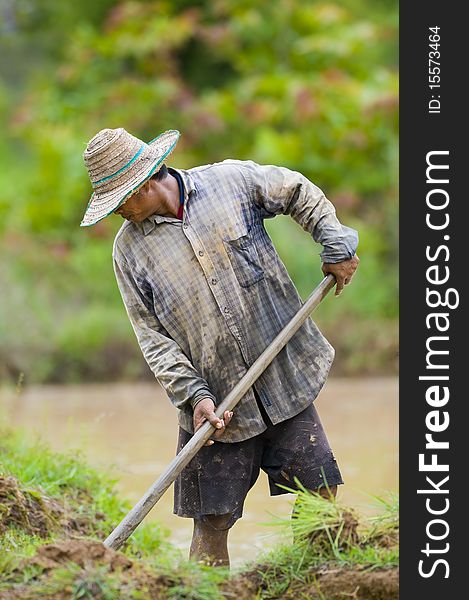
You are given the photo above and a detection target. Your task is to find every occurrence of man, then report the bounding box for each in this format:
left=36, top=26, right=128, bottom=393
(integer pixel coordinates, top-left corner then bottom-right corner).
left=81, top=127, right=359, bottom=567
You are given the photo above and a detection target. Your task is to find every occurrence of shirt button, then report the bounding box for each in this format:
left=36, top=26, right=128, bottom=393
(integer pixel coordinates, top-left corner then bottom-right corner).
left=198, top=250, right=204, bottom=257
left=183, top=223, right=188, bottom=229
left=224, top=306, right=230, bottom=314
left=211, top=278, right=217, bottom=285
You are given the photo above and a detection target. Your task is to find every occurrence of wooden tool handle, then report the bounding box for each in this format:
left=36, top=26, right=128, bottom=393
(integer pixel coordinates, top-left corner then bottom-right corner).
left=104, top=274, right=336, bottom=550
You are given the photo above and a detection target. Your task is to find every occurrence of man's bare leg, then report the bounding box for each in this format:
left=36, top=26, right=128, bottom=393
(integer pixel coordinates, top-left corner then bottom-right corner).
left=190, top=513, right=233, bottom=567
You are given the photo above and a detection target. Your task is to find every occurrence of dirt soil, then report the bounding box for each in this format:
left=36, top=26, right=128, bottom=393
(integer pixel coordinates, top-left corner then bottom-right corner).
left=0, top=475, right=64, bottom=537
left=27, top=539, right=133, bottom=571
left=283, top=566, right=398, bottom=600
left=1, top=539, right=177, bottom=600
left=0, top=475, right=103, bottom=538
left=225, top=565, right=399, bottom=600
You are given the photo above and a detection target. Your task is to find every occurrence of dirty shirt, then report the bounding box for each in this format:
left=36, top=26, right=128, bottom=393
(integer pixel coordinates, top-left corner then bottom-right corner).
left=112, top=160, right=358, bottom=443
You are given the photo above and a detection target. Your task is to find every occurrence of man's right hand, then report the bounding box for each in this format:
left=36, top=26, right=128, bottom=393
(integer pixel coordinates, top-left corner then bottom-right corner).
left=322, top=254, right=360, bottom=296
left=193, top=398, right=233, bottom=446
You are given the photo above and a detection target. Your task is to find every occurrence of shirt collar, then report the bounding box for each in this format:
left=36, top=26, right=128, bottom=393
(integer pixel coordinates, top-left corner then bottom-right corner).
left=140, top=168, right=196, bottom=236
left=171, top=167, right=197, bottom=197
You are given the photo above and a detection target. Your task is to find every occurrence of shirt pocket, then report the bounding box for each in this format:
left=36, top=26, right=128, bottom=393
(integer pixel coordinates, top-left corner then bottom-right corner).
left=223, top=228, right=265, bottom=288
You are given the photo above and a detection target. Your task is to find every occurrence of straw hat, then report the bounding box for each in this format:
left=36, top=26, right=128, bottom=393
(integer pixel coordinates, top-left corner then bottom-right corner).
left=80, top=127, right=180, bottom=227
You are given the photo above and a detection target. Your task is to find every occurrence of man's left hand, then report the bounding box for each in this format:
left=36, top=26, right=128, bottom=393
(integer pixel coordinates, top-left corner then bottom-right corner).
left=193, top=398, right=234, bottom=446
left=322, top=254, right=360, bottom=297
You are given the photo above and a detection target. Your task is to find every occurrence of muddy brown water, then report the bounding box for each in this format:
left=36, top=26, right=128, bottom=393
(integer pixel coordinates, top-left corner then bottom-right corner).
left=0, top=378, right=397, bottom=567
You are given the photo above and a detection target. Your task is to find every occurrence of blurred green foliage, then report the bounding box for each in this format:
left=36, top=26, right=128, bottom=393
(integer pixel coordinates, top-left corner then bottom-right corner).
left=0, top=0, right=398, bottom=383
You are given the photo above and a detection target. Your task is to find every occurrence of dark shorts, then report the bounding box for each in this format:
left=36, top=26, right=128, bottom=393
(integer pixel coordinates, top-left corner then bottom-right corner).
left=173, top=396, right=343, bottom=524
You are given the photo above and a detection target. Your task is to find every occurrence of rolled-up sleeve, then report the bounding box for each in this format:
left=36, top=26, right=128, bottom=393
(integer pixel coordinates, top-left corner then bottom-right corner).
left=244, top=161, right=358, bottom=263
left=113, top=251, right=216, bottom=410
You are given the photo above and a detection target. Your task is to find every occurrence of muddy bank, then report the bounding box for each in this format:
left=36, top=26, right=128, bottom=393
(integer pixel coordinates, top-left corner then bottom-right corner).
left=226, top=565, right=398, bottom=600
left=1, top=536, right=398, bottom=600
left=0, top=475, right=104, bottom=539
left=0, top=539, right=174, bottom=600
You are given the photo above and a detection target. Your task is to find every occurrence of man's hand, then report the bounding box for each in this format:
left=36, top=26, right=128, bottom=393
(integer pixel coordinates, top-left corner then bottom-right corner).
left=193, top=398, right=233, bottom=446
left=322, top=254, right=360, bottom=297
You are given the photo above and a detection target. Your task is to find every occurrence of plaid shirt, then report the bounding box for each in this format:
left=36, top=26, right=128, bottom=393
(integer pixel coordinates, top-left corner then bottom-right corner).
left=113, top=160, right=358, bottom=442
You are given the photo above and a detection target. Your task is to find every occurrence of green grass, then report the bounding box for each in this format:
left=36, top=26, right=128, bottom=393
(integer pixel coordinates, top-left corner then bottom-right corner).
left=26, top=561, right=143, bottom=600
left=0, top=528, right=51, bottom=588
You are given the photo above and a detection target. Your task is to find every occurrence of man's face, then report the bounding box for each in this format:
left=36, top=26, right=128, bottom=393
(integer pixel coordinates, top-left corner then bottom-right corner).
left=114, top=180, right=162, bottom=223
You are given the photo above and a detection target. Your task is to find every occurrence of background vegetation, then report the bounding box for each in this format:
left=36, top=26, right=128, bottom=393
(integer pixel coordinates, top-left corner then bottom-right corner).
left=0, top=0, right=398, bottom=384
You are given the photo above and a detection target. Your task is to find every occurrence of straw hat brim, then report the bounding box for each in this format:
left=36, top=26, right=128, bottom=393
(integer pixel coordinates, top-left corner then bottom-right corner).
left=80, top=130, right=180, bottom=227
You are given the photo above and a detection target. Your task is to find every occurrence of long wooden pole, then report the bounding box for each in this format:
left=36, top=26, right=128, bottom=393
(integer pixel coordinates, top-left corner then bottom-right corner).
left=104, top=274, right=336, bottom=550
